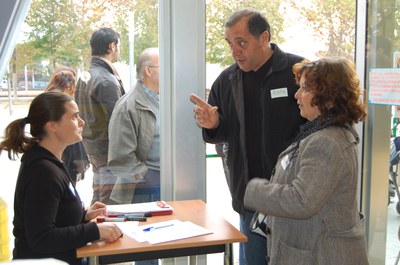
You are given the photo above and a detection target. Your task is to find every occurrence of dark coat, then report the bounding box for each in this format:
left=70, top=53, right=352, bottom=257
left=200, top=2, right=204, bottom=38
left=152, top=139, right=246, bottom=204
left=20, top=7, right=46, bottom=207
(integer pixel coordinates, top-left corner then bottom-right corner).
left=203, top=43, right=306, bottom=214
left=12, top=145, right=99, bottom=265
left=62, top=142, right=90, bottom=184
left=75, top=57, right=124, bottom=162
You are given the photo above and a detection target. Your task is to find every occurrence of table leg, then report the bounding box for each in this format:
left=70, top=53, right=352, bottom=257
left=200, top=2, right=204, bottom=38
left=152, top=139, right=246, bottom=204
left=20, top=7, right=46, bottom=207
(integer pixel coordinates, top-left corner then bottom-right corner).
left=224, top=244, right=233, bottom=265
left=87, top=256, right=99, bottom=265
left=189, top=255, right=196, bottom=265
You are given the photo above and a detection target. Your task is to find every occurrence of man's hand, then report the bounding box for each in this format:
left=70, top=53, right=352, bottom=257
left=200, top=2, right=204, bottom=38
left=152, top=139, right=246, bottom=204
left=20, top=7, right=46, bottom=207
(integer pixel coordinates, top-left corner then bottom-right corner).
left=189, top=94, right=220, bottom=129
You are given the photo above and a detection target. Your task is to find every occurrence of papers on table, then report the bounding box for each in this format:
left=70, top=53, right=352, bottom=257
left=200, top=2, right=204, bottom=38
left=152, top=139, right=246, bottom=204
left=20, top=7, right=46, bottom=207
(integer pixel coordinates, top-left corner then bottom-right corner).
left=118, top=219, right=212, bottom=244
left=106, top=201, right=173, bottom=216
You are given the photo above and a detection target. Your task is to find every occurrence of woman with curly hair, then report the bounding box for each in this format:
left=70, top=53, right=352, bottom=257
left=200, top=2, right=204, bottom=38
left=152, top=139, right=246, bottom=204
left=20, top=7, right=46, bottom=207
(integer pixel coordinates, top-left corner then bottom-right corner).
left=244, top=57, right=369, bottom=265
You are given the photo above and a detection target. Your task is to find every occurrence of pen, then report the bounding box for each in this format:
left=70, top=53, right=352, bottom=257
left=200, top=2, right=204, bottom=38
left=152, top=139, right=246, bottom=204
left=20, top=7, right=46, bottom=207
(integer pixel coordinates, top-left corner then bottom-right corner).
left=126, top=216, right=147, bottom=222
left=107, top=212, right=152, bottom=217
left=142, top=223, right=174, bottom=232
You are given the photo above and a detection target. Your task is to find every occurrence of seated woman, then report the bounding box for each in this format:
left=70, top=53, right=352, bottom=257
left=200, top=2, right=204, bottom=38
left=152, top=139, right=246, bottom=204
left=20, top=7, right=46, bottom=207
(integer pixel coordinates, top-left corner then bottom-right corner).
left=244, top=57, right=369, bottom=265
left=0, top=92, right=122, bottom=265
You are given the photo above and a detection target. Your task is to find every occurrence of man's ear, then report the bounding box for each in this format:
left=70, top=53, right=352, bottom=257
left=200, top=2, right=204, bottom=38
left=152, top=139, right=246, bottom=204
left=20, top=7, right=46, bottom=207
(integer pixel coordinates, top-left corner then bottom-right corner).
left=261, top=31, right=270, bottom=46
left=144, top=65, right=152, bottom=77
left=108, top=42, right=116, bottom=53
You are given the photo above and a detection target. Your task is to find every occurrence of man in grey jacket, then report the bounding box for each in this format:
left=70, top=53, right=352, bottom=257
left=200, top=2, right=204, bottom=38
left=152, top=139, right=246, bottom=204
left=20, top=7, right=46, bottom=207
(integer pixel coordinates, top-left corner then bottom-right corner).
left=108, top=47, right=160, bottom=206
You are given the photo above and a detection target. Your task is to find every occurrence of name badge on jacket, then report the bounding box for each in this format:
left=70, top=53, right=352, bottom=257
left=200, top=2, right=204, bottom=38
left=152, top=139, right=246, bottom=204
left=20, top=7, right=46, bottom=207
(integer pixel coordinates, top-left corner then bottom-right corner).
left=271, top=87, right=288, bottom=99
left=281, top=154, right=290, bottom=170
left=69, top=182, right=76, bottom=196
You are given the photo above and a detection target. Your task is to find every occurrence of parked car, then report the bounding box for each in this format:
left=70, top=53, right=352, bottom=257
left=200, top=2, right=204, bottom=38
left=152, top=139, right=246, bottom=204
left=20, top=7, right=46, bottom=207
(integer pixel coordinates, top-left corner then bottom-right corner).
left=32, top=81, right=48, bottom=90
left=18, top=81, right=33, bottom=90
left=18, top=81, right=49, bottom=91
left=1, top=79, right=7, bottom=91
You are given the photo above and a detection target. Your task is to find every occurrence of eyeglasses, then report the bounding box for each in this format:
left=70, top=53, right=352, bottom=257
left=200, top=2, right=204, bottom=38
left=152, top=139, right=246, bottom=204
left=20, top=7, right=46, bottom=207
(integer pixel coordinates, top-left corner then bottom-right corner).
left=249, top=212, right=269, bottom=238
left=148, top=65, right=159, bottom=68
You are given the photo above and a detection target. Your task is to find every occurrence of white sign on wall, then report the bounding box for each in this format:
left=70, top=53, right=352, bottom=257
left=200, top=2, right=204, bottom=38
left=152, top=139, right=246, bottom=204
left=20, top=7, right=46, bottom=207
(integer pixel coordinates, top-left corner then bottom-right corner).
left=369, top=68, right=400, bottom=105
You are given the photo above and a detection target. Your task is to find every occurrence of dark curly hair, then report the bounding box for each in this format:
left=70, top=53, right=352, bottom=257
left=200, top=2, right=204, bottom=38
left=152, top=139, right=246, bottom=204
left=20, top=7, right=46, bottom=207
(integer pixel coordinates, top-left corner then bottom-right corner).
left=293, top=57, right=367, bottom=126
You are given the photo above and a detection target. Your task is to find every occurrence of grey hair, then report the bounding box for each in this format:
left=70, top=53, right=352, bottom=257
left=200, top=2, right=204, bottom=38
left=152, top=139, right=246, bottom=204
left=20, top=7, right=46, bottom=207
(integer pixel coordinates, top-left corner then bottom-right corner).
left=136, top=47, right=159, bottom=81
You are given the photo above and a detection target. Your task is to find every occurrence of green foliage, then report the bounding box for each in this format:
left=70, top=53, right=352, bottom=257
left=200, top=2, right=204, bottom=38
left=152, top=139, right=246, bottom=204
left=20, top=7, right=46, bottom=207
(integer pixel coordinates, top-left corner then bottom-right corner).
left=19, top=0, right=159, bottom=72
left=131, top=0, right=159, bottom=61
left=71, top=0, right=137, bottom=68
left=396, top=0, right=400, bottom=51
left=17, top=0, right=285, bottom=72
left=288, top=0, right=356, bottom=59
left=25, top=0, right=81, bottom=72
left=14, top=0, right=360, bottom=76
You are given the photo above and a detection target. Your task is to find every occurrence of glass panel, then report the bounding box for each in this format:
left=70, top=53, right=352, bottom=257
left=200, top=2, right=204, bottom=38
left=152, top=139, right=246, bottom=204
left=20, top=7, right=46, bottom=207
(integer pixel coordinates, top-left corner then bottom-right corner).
left=0, top=0, right=159, bottom=260
left=365, top=0, right=399, bottom=263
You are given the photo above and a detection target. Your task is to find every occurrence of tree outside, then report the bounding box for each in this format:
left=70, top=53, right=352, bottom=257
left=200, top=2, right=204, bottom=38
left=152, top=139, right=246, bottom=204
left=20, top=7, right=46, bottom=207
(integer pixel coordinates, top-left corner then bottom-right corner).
left=8, top=0, right=360, bottom=91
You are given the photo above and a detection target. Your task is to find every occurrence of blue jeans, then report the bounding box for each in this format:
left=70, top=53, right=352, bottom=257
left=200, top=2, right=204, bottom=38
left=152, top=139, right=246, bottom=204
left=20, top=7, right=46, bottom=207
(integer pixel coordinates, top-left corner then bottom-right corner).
left=239, top=210, right=267, bottom=265
left=132, top=169, right=161, bottom=203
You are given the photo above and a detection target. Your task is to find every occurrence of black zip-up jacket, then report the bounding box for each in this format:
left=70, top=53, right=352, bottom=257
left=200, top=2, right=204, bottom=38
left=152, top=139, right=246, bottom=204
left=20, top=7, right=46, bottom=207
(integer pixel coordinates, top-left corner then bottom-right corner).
left=12, top=144, right=99, bottom=265
left=203, top=43, right=307, bottom=214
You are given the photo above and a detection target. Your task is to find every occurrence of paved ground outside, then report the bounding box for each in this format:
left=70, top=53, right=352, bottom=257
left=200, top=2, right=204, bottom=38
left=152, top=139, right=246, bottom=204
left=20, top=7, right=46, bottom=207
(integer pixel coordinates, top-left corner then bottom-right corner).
left=0, top=96, right=399, bottom=264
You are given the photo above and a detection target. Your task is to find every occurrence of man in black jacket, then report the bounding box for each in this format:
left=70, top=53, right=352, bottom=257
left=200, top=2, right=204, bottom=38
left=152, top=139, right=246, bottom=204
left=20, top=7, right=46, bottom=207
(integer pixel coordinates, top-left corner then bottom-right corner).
left=75, top=27, right=125, bottom=205
left=191, top=10, right=306, bottom=265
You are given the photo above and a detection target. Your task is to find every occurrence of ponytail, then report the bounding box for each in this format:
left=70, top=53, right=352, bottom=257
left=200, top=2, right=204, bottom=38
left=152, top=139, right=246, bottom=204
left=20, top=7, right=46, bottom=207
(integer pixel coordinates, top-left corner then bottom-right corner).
left=0, top=118, right=36, bottom=160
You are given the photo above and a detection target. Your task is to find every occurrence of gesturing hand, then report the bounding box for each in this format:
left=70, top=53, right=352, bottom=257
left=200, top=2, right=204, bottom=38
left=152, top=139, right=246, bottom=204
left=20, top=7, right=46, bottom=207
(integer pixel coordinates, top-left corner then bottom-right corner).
left=189, top=93, right=219, bottom=129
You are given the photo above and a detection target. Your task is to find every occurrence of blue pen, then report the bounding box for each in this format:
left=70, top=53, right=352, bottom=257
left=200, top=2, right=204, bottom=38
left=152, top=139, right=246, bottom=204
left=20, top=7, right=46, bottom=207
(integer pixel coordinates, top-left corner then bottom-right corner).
left=143, top=223, right=174, bottom=232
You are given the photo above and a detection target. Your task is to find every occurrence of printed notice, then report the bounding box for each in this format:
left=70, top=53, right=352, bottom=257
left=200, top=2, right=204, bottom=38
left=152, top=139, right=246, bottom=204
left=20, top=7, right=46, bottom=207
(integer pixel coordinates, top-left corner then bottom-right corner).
left=369, top=69, right=400, bottom=105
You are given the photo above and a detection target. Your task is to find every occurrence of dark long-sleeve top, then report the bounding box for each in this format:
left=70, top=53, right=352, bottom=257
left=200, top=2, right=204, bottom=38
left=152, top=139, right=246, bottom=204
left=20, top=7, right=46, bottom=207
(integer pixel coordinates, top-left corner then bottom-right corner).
left=12, top=144, right=99, bottom=265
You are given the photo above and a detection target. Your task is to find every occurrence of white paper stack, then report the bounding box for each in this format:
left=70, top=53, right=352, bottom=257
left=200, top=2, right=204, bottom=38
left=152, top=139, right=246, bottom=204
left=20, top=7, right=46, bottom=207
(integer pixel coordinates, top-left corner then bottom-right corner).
left=118, top=219, right=212, bottom=244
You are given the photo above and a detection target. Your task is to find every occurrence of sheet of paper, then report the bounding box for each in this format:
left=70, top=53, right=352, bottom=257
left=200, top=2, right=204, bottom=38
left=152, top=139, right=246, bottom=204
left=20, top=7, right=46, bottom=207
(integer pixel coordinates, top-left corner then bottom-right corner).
left=133, top=219, right=213, bottom=244
left=106, top=201, right=173, bottom=215
left=115, top=221, right=145, bottom=242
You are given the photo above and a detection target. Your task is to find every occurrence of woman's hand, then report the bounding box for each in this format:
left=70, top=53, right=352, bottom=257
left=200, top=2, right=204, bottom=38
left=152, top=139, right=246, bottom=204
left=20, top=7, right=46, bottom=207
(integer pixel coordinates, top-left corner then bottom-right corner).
left=97, top=223, right=123, bottom=243
left=85, top=201, right=107, bottom=221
